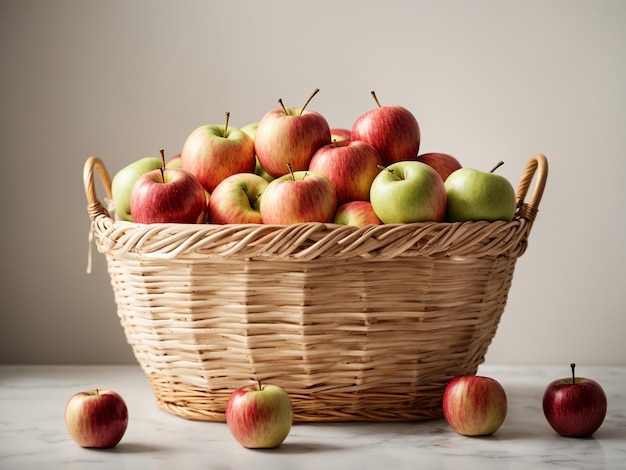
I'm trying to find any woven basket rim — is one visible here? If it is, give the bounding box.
[84,154,548,262]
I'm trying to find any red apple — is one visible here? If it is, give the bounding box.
[369,161,447,223]
[333,201,382,227]
[308,140,384,207]
[416,152,462,182]
[226,381,293,449]
[64,389,128,448]
[351,91,420,165]
[181,112,255,192]
[208,172,268,224]
[130,151,207,224]
[254,89,331,178]
[542,363,607,437]
[330,128,351,142]
[260,166,337,224]
[443,375,508,436]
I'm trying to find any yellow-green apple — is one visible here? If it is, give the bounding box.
[111,156,163,221]
[254,89,331,178]
[308,140,384,207]
[416,152,462,182]
[542,363,607,437]
[208,172,268,224]
[260,166,337,224]
[130,165,207,224]
[351,91,420,165]
[330,128,351,142]
[443,375,508,436]
[369,161,446,223]
[226,381,293,449]
[180,112,255,192]
[167,153,182,168]
[241,121,274,183]
[64,389,128,448]
[333,201,382,227]
[444,162,516,222]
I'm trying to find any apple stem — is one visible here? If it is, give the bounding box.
[370,90,382,108]
[286,162,295,181]
[571,363,576,384]
[224,111,230,138]
[377,163,394,174]
[300,88,320,116]
[278,98,288,114]
[159,149,166,183]
[489,161,504,173]
[257,380,263,391]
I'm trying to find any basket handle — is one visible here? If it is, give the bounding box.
[514,153,548,222]
[83,156,113,221]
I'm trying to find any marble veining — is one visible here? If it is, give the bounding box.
[1,365,624,469]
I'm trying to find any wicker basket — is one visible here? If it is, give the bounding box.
[83,153,548,422]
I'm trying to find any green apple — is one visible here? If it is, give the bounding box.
[369,161,447,223]
[241,121,274,183]
[111,156,163,221]
[444,162,516,222]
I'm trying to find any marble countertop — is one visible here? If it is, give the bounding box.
[1,364,624,469]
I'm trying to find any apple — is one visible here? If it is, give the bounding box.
[416,152,462,182]
[180,112,256,192]
[241,121,274,183]
[542,363,607,437]
[443,375,508,436]
[64,389,128,448]
[333,201,382,227]
[254,89,331,178]
[225,381,293,449]
[369,161,447,223]
[208,172,268,224]
[308,140,384,207]
[351,91,421,165]
[444,161,517,222]
[111,156,163,222]
[240,122,258,140]
[330,127,351,142]
[260,165,337,225]
[167,153,182,168]
[130,150,208,224]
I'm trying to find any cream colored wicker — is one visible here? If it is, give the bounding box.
[84,153,548,422]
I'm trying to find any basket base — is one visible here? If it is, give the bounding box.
[148,373,456,422]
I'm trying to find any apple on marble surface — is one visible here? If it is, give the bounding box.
[226,381,293,449]
[64,389,128,448]
[542,363,607,437]
[443,375,508,436]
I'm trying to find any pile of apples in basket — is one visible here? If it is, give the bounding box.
[111,89,519,226]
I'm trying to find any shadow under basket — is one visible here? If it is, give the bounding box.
[83,154,548,422]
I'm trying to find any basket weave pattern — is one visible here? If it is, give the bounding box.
[84,154,547,422]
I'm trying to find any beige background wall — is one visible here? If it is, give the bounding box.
[1,0,624,365]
